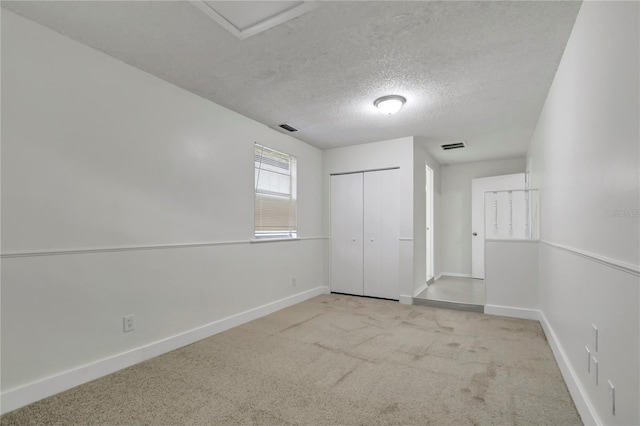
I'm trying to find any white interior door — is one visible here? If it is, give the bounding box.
[363,169,399,300]
[330,173,364,295]
[471,173,525,279]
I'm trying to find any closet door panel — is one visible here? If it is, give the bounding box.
[363,169,399,300]
[330,173,364,295]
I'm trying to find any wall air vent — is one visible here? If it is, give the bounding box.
[278,123,299,132]
[440,142,467,151]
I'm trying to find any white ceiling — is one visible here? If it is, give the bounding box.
[2,1,581,164]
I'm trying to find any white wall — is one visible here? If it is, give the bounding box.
[484,241,538,318]
[527,2,639,424]
[322,137,415,302]
[440,158,526,276]
[413,139,441,295]
[1,10,325,411]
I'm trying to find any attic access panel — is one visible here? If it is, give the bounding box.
[191,1,317,40]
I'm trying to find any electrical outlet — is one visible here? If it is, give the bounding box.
[608,380,615,415]
[591,355,598,385]
[123,315,135,332]
[292,278,297,287]
[585,346,591,373]
[592,324,598,352]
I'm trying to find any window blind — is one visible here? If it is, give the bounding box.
[254,144,297,238]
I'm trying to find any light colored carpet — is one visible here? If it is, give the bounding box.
[1,294,581,425]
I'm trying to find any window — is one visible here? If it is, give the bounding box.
[254,143,297,239]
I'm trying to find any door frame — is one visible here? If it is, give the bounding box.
[425,164,434,282]
[330,167,401,299]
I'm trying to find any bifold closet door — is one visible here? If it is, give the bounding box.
[330,173,364,295]
[363,169,399,300]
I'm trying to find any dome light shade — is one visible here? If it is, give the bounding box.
[374,95,406,115]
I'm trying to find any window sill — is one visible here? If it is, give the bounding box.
[485,238,539,243]
[250,237,300,244]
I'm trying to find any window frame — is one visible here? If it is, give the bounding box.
[254,143,298,240]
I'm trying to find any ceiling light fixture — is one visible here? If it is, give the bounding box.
[374,95,406,115]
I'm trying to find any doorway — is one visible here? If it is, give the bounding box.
[425,164,434,282]
[415,165,483,312]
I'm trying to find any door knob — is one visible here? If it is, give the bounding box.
[472,232,478,236]
[352,238,356,242]
[370,238,374,242]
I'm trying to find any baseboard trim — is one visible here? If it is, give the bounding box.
[0,286,330,415]
[481,305,598,424]
[484,305,540,321]
[434,273,443,281]
[413,283,428,298]
[399,294,413,305]
[538,310,600,425]
[440,272,473,278]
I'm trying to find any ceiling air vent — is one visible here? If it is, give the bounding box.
[278,123,299,132]
[440,142,467,151]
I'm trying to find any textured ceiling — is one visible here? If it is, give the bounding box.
[2,1,581,163]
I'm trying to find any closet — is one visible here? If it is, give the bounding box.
[330,168,399,300]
